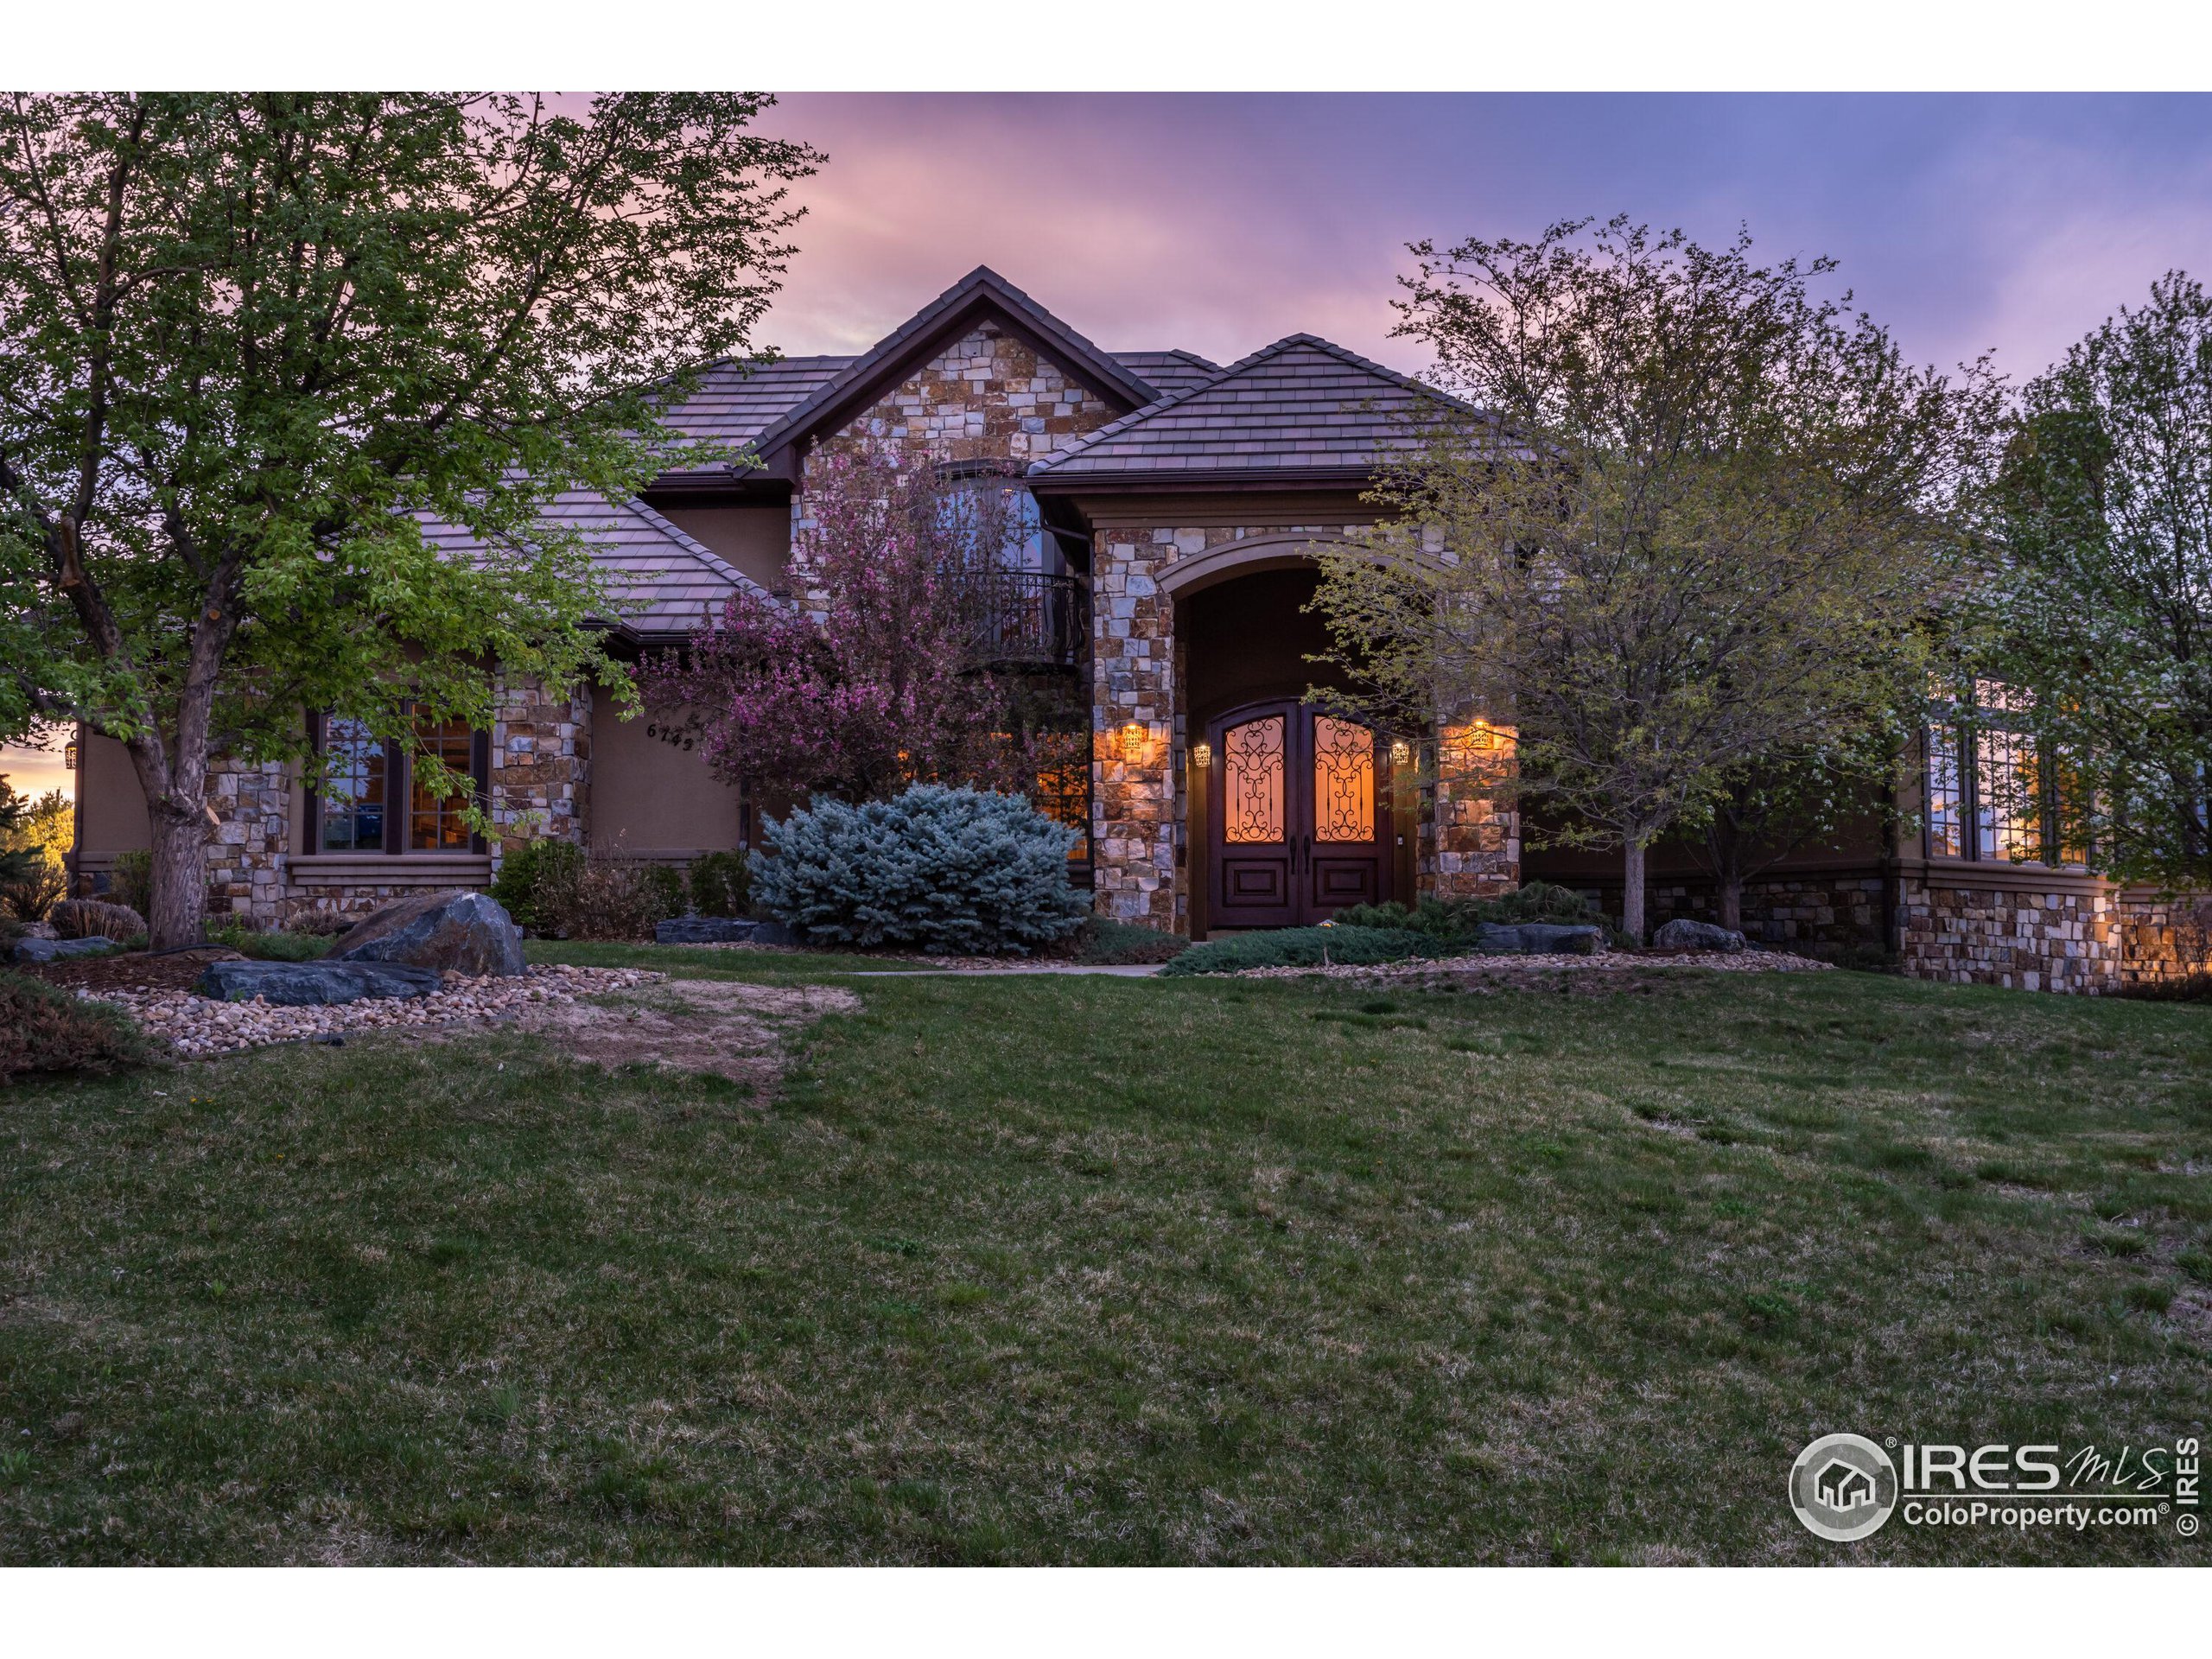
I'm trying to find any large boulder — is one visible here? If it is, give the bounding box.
[51,897,146,941]
[655,915,760,945]
[199,958,443,1005]
[1475,922,1605,956]
[1651,918,1747,954]
[327,889,524,976]
[11,935,120,964]
[652,915,798,946]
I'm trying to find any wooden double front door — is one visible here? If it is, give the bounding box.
[1205,700,1390,929]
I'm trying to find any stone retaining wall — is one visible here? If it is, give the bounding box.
[1646,869,1888,954]
[1897,876,2211,994]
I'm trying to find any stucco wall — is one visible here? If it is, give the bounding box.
[590,704,742,857]
[653,504,794,596]
[74,733,150,855]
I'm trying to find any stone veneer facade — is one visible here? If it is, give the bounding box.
[836,321,1120,467]
[1899,876,2211,995]
[203,760,292,921]
[1424,723,1521,903]
[1089,522,1522,929]
[790,321,1121,602]
[180,672,594,928]
[490,677,592,855]
[146,282,2212,994]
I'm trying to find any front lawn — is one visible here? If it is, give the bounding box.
[2,951,2207,1563]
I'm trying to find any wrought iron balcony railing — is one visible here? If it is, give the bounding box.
[969,570,1088,669]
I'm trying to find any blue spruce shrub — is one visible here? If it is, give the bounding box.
[754,784,1088,953]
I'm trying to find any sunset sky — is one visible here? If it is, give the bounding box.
[10,91,2209,804]
[753,92,2212,378]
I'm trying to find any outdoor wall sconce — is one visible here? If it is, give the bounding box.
[1191,741,1211,769]
[64,741,79,771]
[1389,739,1412,766]
[1120,721,1147,762]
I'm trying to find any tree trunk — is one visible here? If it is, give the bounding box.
[146,803,209,950]
[1622,838,1648,945]
[1717,860,1745,933]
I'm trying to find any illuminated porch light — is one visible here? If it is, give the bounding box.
[1120,721,1147,762]
[1389,738,1412,766]
[64,741,79,771]
[1191,740,1211,769]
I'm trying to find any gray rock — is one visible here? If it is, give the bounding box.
[1651,918,1747,954]
[328,889,524,976]
[18,920,60,941]
[1474,922,1605,956]
[197,959,444,1005]
[655,915,760,945]
[11,934,120,964]
[748,920,799,948]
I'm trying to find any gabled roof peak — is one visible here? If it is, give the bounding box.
[746,264,1159,460]
[1028,330,1475,482]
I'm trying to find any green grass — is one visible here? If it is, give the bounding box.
[3,950,2208,1564]
[201,924,332,962]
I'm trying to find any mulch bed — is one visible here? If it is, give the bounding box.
[13,945,245,995]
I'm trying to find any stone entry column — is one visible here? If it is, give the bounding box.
[1090,529,1181,928]
[204,760,292,925]
[491,677,593,859]
[1421,720,1520,901]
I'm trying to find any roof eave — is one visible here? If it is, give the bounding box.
[1029,465,1384,494]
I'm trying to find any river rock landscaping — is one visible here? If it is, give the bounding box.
[83,963,664,1059]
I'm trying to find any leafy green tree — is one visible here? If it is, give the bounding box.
[1677,747,1893,934]
[0,776,71,865]
[0,776,43,890]
[1313,218,2000,939]
[1973,272,2212,889]
[0,93,817,946]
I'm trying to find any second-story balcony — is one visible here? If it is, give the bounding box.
[969,570,1089,670]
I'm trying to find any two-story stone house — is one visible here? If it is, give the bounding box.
[65,267,2207,992]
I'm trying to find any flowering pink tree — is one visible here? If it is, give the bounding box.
[643,448,1052,803]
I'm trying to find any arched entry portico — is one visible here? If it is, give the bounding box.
[1176,561,1413,934]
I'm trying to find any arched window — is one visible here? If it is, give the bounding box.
[933,461,1058,575]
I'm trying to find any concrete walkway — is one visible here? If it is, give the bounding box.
[836,963,1166,978]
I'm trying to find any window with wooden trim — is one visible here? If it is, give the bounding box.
[318,717,389,852]
[1923,683,2084,867]
[408,719,479,851]
[309,712,489,855]
[1926,722,1964,858]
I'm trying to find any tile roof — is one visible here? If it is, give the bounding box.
[1028,334,1470,480]
[649,347,1214,479]
[416,491,767,639]
[1111,349,1223,396]
[659,354,855,454]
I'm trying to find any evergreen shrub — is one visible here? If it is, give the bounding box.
[754,785,1086,954]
